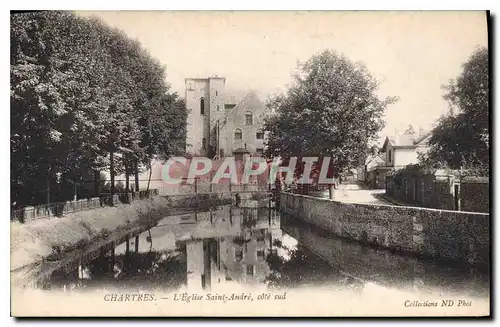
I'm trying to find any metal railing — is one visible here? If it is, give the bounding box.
[11,179,272,223]
[11,189,160,224]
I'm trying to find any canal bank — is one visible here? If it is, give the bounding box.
[280,214,489,297]
[11,192,238,287]
[11,205,489,317]
[279,192,489,269]
[13,203,277,291]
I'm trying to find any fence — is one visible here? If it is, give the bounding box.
[386,172,489,213]
[11,189,160,224]
[157,178,270,196]
[385,173,454,210]
[11,178,273,223]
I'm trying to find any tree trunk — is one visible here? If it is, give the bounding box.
[110,150,115,205]
[125,157,130,185]
[94,170,100,198]
[125,172,130,203]
[302,184,310,195]
[134,159,140,191]
[125,155,130,194]
[146,158,152,192]
[148,229,153,252]
[329,184,335,200]
[46,178,50,206]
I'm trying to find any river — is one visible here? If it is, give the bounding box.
[45,204,489,302]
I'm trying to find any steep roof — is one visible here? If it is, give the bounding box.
[381,131,431,151]
[413,131,432,145]
[225,88,251,105]
[390,134,415,147]
[365,154,385,170]
[225,91,264,119]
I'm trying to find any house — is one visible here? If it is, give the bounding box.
[365,131,431,189]
[217,92,267,158]
[380,132,431,169]
[359,154,387,189]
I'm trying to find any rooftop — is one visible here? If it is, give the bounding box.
[382,131,431,151]
[185,76,226,81]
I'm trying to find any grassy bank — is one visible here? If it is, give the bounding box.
[11,194,232,272]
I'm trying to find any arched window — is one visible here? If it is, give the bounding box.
[200,98,205,115]
[245,111,253,125]
[234,129,242,140]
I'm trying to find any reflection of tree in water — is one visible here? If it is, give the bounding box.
[87,251,187,291]
[333,275,365,293]
[265,240,344,288]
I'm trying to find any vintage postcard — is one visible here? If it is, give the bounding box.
[10,10,490,317]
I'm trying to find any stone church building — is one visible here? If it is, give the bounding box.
[185,76,267,159]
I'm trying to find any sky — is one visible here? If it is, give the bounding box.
[77,11,488,144]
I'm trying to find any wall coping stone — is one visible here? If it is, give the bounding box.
[281,192,489,216]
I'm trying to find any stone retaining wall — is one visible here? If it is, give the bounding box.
[280,192,489,268]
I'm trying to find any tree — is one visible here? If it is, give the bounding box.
[264,50,397,181]
[357,144,380,169]
[265,240,342,288]
[10,11,187,205]
[423,47,489,175]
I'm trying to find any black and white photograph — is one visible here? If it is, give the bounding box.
[9,10,490,317]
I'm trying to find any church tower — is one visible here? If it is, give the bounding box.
[185,76,226,156]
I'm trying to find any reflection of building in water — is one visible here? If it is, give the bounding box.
[48,206,281,292]
[183,207,281,291]
[186,240,205,289]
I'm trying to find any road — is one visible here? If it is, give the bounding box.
[321,182,391,205]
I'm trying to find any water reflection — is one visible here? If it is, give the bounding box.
[49,206,281,292]
[279,214,489,297]
[265,239,347,289]
[47,205,489,299]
